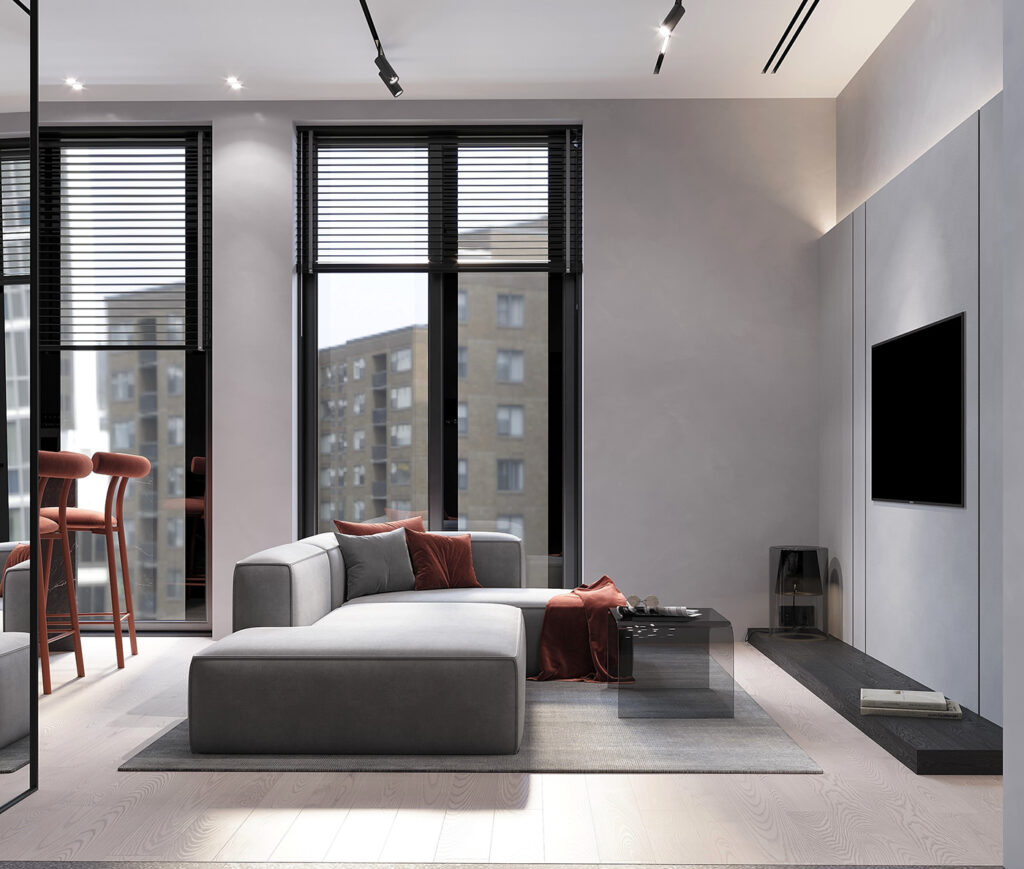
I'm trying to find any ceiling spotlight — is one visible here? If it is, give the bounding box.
[653,1,685,75]
[359,0,403,98]
[225,76,244,91]
[65,76,84,91]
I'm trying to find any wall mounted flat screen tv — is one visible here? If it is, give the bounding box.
[871,312,965,507]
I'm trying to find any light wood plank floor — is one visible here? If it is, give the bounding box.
[0,636,1003,864]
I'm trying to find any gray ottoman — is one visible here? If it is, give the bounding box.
[0,632,30,751]
[189,602,526,755]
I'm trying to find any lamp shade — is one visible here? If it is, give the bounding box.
[775,548,823,596]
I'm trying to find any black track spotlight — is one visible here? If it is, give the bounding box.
[653,1,685,75]
[358,0,403,97]
[375,53,403,97]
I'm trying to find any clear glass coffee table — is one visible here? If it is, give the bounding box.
[610,608,734,719]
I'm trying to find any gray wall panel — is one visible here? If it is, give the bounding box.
[852,205,867,652]
[818,216,855,642]
[864,114,980,711]
[979,94,1003,725]
[1003,1,1024,863]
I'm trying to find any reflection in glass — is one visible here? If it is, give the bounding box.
[316,274,429,531]
[60,349,192,621]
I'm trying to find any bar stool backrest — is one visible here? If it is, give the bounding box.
[37,450,94,531]
[91,452,152,530]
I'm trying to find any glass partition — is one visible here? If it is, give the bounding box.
[0,0,34,812]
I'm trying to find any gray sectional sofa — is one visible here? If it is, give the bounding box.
[189,530,563,755]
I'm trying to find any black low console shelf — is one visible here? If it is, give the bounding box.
[747,630,1002,775]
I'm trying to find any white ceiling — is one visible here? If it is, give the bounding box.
[34,0,915,104]
[0,0,30,113]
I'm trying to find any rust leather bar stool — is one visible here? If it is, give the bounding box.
[36,450,92,695]
[42,451,151,670]
[185,456,206,590]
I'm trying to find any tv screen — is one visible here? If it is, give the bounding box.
[871,313,964,507]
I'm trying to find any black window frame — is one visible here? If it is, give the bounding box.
[297,124,582,589]
[36,125,213,630]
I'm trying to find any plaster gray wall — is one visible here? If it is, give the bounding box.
[864,114,980,712]
[836,0,1002,219]
[817,215,854,641]
[0,112,28,135]
[852,204,867,651]
[1002,0,1024,863]
[40,97,836,639]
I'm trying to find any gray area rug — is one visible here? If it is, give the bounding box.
[120,681,820,774]
[0,736,29,774]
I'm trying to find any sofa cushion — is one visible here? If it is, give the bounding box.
[405,529,479,590]
[189,603,526,755]
[334,527,415,600]
[333,516,424,536]
[330,586,565,676]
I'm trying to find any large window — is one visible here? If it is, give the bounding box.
[300,127,582,588]
[40,128,212,625]
[1,142,30,541]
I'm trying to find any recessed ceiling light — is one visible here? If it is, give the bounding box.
[225,76,243,91]
[65,76,84,91]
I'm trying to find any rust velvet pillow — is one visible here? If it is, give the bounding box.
[333,515,425,536]
[404,529,481,591]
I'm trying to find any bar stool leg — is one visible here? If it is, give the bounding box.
[116,525,138,656]
[103,527,125,670]
[60,529,85,679]
[38,538,53,696]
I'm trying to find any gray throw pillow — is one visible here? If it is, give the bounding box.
[334,526,415,600]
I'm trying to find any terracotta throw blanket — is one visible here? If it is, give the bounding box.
[531,575,627,682]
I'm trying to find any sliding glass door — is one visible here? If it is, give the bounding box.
[300,127,581,589]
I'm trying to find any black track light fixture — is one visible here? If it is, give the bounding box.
[653,1,685,75]
[358,0,403,97]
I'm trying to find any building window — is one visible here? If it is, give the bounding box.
[353,429,366,450]
[496,349,524,383]
[457,402,468,436]
[353,465,366,486]
[352,500,366,521]
[391,423,412,447]
[390,385,412,409]
[457,346,468,379]
[457,514,468,531]
[167,516,185,548]
[497,459,524,492]
[496,404,524,438]
[319,468,335,488]
[391,461,411,486]
[320,433,335,454]
[353,393,365,415]
[457,290,468,323]
[458,458,468,491]
[496,514,525,538]
[168,415,185,446]
[496,293,525,328]
[390,499,412,512]
[320,501,337,522]
[353,357,365,380]
[112,421,136,451]
[338,362,348,383]
[112,371,134,402]
[167,364,184,396]
[391,348,412,372]
[167,466,184,497]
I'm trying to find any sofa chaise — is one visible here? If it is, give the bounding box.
[189,530,563,755]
